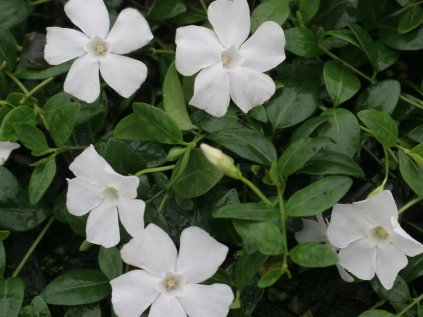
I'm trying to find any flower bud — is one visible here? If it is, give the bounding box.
[200,143,242,179]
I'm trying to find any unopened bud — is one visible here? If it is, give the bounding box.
[200,143,242,179]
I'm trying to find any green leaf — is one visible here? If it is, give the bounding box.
[313,0,357,29]
[148,0,187,21]
[299,0,319,24]
[0,28,17,71]
[285,27,318,58]
[49,103,80,146]
[64,305,101,317]
[251,0,290,32]
[15,62,72,80]
[163,62,195,130]
[41,269,111,306]
[380,21,423,51]
[235,252,268,290]
[29,159,57,205]
[399,151,423,197]
[0,231,10,241]
[0,166,19,204]
[347,22,379,71]
[290,242,338,267]
[19,296,51,317]
[401,253,423,282]
[114,103,184,145]
[371,276,411,314]
[286,176,352,217]
[357,0,387,28]
[0,0,33,28]
[257,268,284,288]
[357,80,401,114]
[375,42,400,72]
[278,137,331,177]
[191,110,244,133]
[323,60,361,106]
[358,109,398,147]
[14,123,49,152]
[213,203,279,221]
[172,149,224,198]
[398,5,423,34]
[0,106,36,141]
[233,220,285,255]
[0,241,5,278]
[0,203,50,232]
[358,310,395,317]
[208,128,277,166]
[0,277,25,317]
[98,247,123,280]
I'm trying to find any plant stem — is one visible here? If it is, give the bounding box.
[397,293,423,316]
[135,165,176,177]
[149,48,175,55]
[157,192,170,214]
[199,0,208,13]
[239,176,273,206]
[12,216,55,278]
[4,71,29,95]
[21,77,54,104]
[380,147,390,189]
[276,182,291,278]
[29,0,53,5]
[399,197,422,214]
[399,95,423,111]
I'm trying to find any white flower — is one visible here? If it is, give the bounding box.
[175,0,286,117]
[200,143,242,179]
[44,0,153,103]
[111,224,234,317]
[327,190,423,290]
[295,214,354,283]
[0,142,20,165]
[66,145,145,248]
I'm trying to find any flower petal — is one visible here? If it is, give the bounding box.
[228,67,275,113]
[106,173,139,199]
[336,264,355,283]
[0,141,20,165]
[66,178,103,216]
[391,217,423,257]
[176,227,228,283]
[189,64,230,117]
[338,238,377,281]
[208,0,250,48]
[120,224,177,275]
[107,8,153,54]
[86,203,120,248]
[64,55,100,103]
[295,218,327,244]
[355,190,398,228]
[118,198,145,238]
[175,25,222,76]
[375,244,408,290]
[64,0,109,38]
[149,295,186,317]
[239,21,286,72]
[100,54,147,98]
[178,283,234,317]
[111,270,160,317]
[44,27,89,65]
[69,145,109,184]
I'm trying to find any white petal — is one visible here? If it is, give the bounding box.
[175,26,222,76]
[111,270,160,317]
[190,64,230,118]
[0,142,20,165]
[336,264,355,283]
[117,198,145,238]
[99,54,147,98]
[239,21,286,72]
[86,203,120,248]
[375,244,408,290]
[44,27,89,65]
[64,0,110,38]
[120,224,177,275]
[228,67,276,113]
[390,217,423,257]
[208,0,250,48]
[107,8,153,54]
[69,145,110,184]
[338,238,377,281]
[66,178,103,216]
[295,218,327,244]
[327,203,371,248]
[178,283,234,317]
[106,172,139,200]
[176,227,228,283]
[355,190,398,228]
[64,55,100,103]
[149,295,186,317]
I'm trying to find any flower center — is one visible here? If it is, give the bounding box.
[87,37,109,58]
[95,42,108,55]
[163,276,179,291]
[102,186,119,201]
[159,273,185,294]
[372,226,390,241]
[220,46,243,69]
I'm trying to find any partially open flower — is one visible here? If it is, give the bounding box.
[111,224,234,317]
[175,0,286,117]
[0,142,20,165]
[45,0,153,103]
[200,143,242,179]
[327,190,423,289]
[66,145,145,248]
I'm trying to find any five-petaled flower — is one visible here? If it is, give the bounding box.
[111,224,234,317]
[66,145,145,248]
[44,0,153,103]
[0,141,20,166]
[327,190,423,289]
[175,0,286,117]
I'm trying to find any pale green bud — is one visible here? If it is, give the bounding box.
[200,143,242,179]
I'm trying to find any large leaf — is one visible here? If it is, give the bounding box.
[299,0,320,24]
[356,0,386,28]
[356,80,400,114]
[0,166,19,204]
[0,0,33,28]
[380,21,423,51]
[251,0,290,32]
[358,109,398,147]
[49,103,80,146]
[285,27,318,58]
[213,203,279,221]
[98,247,123,280]
[14,123,49,152]
[347,22,379,71]
[399,151,423,197]
[289,242,338,267]
[28,159,57,205]
[313,0,357,29]
[398,5,423,34]
[0,106,36,141]
[148,0,187,21]
[0,277,25,317]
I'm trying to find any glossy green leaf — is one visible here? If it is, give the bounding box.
[163,62,195,130]
[114,103,184,145]
[347,22,379,71]
[0,0,33,28]
[0,106,36,141]
[358,109,398,147]
[148,0,186,21]
[370,276,411,314]
[14,123,49,152]
[49,103,80,146]
[0,277,25,317]
[375,41,400,72]
[399,151,423,197]
[398,5,423,34]
[15,62,72,80]
[286,176,352,217]
[29,159,56,205]
[190,110,244,133]
[380,22,423,51]
[290,242,338,267]
[401,253,423,282]
[313,0,357,29]
[98,247,123,280]
[285,27,318,58]
[19,296,51,317]
[0,28,17,71]
[0,202,50,232]
[357,80,401,114]
[0,166,19,204]
[213,203,279,221]
[235,252,268,289]
[257,268,284,288]
[251,0,290,32]
[323,60,361,106]
[299,0,319,23]
[41,269,111,306]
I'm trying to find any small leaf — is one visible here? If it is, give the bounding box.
[289,242,338,267]
[356,80,401,114]
[29,158,57,205]
[251,0,290,32]
[148,0,187,21]
[398,5,423,34]
[213,203,279,221]
[235,252,268,290]
[347,22,379,71]
[0,28,17,71]
[0,106,36,141]
[98,247,123,280]
[399,151,423,197]
[49,103,80,146]
[299,0,319,24]
[358,109,398,147]
[14,123,49,152]
[19,296,51,317]
[285,27,318,58]
[257,268,284,288]
[0,277,25,317]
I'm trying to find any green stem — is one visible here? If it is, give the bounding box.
[398,197,422,214]
[383,0,423,20]
[135,165,176,177]
[396,293,423,316]
[387,147,399,166]
[199,0,208,13]
[21,77,54,104]
[29,0,53,5]
[4,71,29,95]
[149,48,175,55]
[276,182,291,278]
[12,217,54,278]
[381,147,390,189]
[239,176,273,206]
[399,95,423,111]
[61,145,88,151]
[157,192,170,214]
[146,190,165,204]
